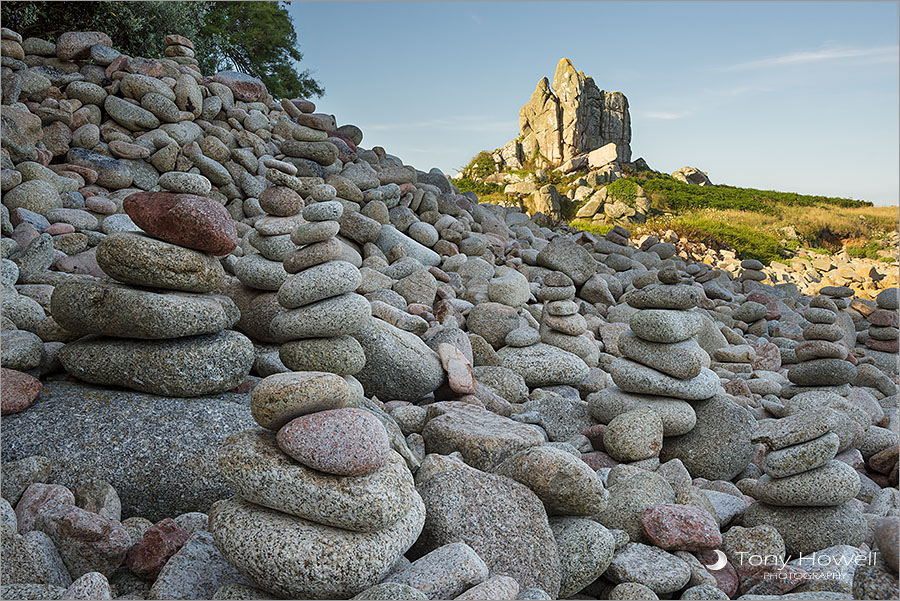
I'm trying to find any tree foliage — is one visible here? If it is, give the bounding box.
[0,1,323,98]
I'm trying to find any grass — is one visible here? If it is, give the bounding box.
[569,219,615,236]
[650,215,785,264]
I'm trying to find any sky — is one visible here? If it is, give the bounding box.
[289,1,900,206]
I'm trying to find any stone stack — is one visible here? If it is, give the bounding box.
[745,412,866,555]
[163,35,196,65]
[209,370,424,599]
[591,269,714,468]
[739,258,767,290]
[51,191,255,396]
[784,298,858,398]
[538,271,599,368]
[866,287,899,354]
[274,196,370,392]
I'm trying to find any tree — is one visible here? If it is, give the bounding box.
[0,1,323,98]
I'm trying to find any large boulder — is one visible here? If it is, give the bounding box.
[411,453,561,597]
[353,318,444,402]
[1,381,257,521]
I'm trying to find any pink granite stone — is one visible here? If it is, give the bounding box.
[276,408,391,476]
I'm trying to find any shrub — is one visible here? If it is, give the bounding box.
[452,177,503,197]
[461,151,497,179]
[605,179,639,206]
[664,216,784,264]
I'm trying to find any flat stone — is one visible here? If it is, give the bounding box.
[279,335,366,375]
[630,309,703,343]
[497,343,589,387]
[59,330,253,397]
[123,192,238,255]
[660,394,756,480]
[640,504,721,551]
[412,454,560,597]
[422,402,544,471]
[218,429,416,532]
[618,331,708,379]
[751,411,839,450]
[382,542,488,600]
[50,280,236,339]
[2,381,255,521]
[742,502,867,556]
[626,284,702,310]
[250,371,352,430]
[606,542,691,595]
[587,387,697,437]
[494,445,608,515]
[277,408,390,476]
[209,495,425,599]
[277,260,361,309]
[271,292,371,338]
[353,317,444,402]
[96,232,225,293]
[760,432,840,478]
[788,358,856,386]
[611,358,719,400]
[754,460,860,506]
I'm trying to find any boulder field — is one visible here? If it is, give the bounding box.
[1,27,898,601]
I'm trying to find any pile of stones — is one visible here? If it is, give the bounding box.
[2,24,899,601]
[785,297,858,399]
[210,369,424,599]
[49,190,255,396]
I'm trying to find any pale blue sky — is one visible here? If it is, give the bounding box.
[289,2,899,205]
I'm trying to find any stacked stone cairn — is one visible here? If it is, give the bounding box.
[538,271,600,369]
[739,258,767,290]
[50,190,255,396]
[745,410,866,557]
[274,195,370,389]
[866,287,899,354]
[784,296,858,398]
[209,367,424,598]
[591,267,715,469]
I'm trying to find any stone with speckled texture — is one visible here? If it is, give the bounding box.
[1,381,256,522]
[208,494,425,600]
[218,428,416,532]
[250,371,352,430]
[149,530,253,600]
[640,504,722,551]
[277,408,390,476]
[123,192,237,255]
[58,330,254,397]
[382,542,488,600]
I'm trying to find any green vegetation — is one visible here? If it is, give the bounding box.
[569,219,615,236]
[605,178,639,206]
[627,172,871,214]
[452,177,503,197]
[847,241,885,260]
[660,216,784,264]
[1,1,323,98]
[460,151,498,180]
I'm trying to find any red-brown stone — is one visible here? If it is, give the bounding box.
[867,338,899,353]
[581,424,607,451]
[869,309,899,328]
[1,368,43,415]
[15,483,75,533]
[125,517,190,580]
[123,191,238,255]
[640,504,722,551]
[276,408,391,476]
[581,451,618,470]
[695,549,739,597]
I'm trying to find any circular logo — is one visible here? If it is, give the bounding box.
[704,550,728,571]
